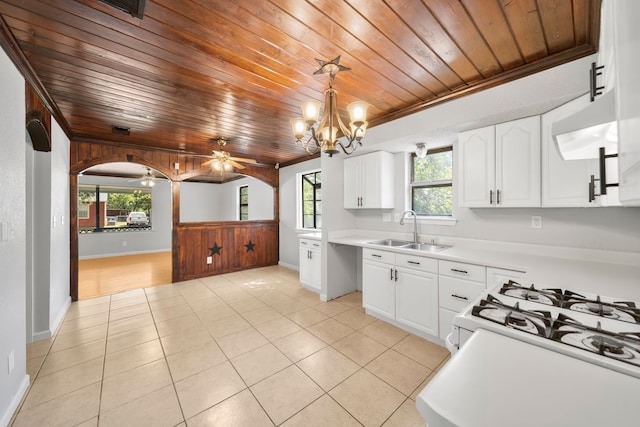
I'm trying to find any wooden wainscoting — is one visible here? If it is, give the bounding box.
[173,220,278,282]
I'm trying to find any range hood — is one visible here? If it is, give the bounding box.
[552,91,617,160]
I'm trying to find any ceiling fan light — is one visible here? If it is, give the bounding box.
[415,143,428,159]
[347,100,369,124]
[290,118,306,140]
[300,99,322,124]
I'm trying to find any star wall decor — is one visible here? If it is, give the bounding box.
[245,240,256,252]
[209,243,222,256]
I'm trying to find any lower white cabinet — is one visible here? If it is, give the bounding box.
[363,249,439,337]
[438,260,486,340]
[299,238,321,293]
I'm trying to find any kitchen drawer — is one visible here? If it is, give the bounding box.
[439,260,486,283]
[363,248,395,264]
[300,238,321,249]
[396,253,438,274]
[439,307,457,340]
[439,276,484,312]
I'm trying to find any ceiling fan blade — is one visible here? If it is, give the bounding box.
[212,150,224,156]
[229,156,257,164]
[229,160,246,169]
[202,158,215,166]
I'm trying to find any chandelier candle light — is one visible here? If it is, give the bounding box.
[290,56,370,156]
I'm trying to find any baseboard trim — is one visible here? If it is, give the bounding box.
[32,329,51,341]
[50,296,71,336]
[79,248,171,260]
[0,374,29,427]
[277,261,298,271]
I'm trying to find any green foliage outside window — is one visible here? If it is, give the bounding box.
[412,147,453,216]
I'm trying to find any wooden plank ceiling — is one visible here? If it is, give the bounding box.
[0,0,600,168]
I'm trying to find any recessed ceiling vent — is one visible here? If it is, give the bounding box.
[112,125,131,136]
[99,0,146,19]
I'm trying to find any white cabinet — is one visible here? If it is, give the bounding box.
[363,249,439,337]
[541,95,599,207]
[299,238,321,293]
[458,116,541,207]
[344,151,395,209]
[438,260,486,340]
[614,1,640,205]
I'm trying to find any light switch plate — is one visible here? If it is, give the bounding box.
[206,256,212,264]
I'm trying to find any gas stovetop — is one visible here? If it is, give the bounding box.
[456,281,640,378]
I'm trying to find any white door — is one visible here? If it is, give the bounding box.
[458,125,495,207]
[363,260,395,318]
[395,267,438,336]
[541,95,598,207]
[495,116,541,207]
[308,246,322,292]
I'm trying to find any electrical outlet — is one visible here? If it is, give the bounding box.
[394,213,401,222]
[206,256,212,264]
[531,216,542,229]
[122,241,127,247]
[8,349,14,374]
[382,213,391,222]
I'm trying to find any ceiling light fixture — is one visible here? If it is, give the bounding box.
[290,56,370,157]
[140,168,155,187]
[415,143,428,159]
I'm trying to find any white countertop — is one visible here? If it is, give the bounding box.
[416,329,640,427]
[328,230,640,300]
[298,232,321,241]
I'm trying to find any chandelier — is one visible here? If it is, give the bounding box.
[290,56,370,157]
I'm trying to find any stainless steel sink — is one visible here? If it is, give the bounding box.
[368,239,412,247]
[400,242,451,252]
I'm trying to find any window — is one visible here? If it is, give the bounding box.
[239,185,249,220]
[411,146,453,216]
[301,171,321,229]
[78,184,152,233]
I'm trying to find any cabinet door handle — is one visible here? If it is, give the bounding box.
[390,268,394,280]
[589,62,605,102]
[589,175,596,203]
[407,260,420,265]
[301,241,308,245]
[371,254,382,258]
[451,268,468,274]
[489,190,493,205]
[309,251,312,260]
[308,250,311,259]
[496,189,501,205]
[312,243,320,247]
[394,269,398,282]
[451,294,469,301]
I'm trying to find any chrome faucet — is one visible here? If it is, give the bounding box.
[400,210,418,243]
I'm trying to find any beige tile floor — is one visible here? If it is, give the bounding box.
[13,265,450,427]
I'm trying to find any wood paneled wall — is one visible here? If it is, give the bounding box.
[173,221,278,281]
[70,140,279,300]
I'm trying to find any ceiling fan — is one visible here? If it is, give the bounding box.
[128,167,156,187]
[202,137,257,172]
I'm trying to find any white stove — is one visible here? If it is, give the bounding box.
[447,280,640,379]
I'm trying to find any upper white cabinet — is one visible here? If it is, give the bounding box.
[541,95,599,207]
[614,0,640,205]
[459,116,541,208]
[344,151,394,209]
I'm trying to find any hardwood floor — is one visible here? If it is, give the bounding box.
[78,252,172,300]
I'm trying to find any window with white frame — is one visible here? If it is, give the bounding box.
[411,146,453,216]
[300,170,321,229]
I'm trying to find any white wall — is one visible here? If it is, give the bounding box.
[180,176,274,222]
[0,48,29,427]
[48,120,71,334]
[78,176,172,259]
[278,158,321,268]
